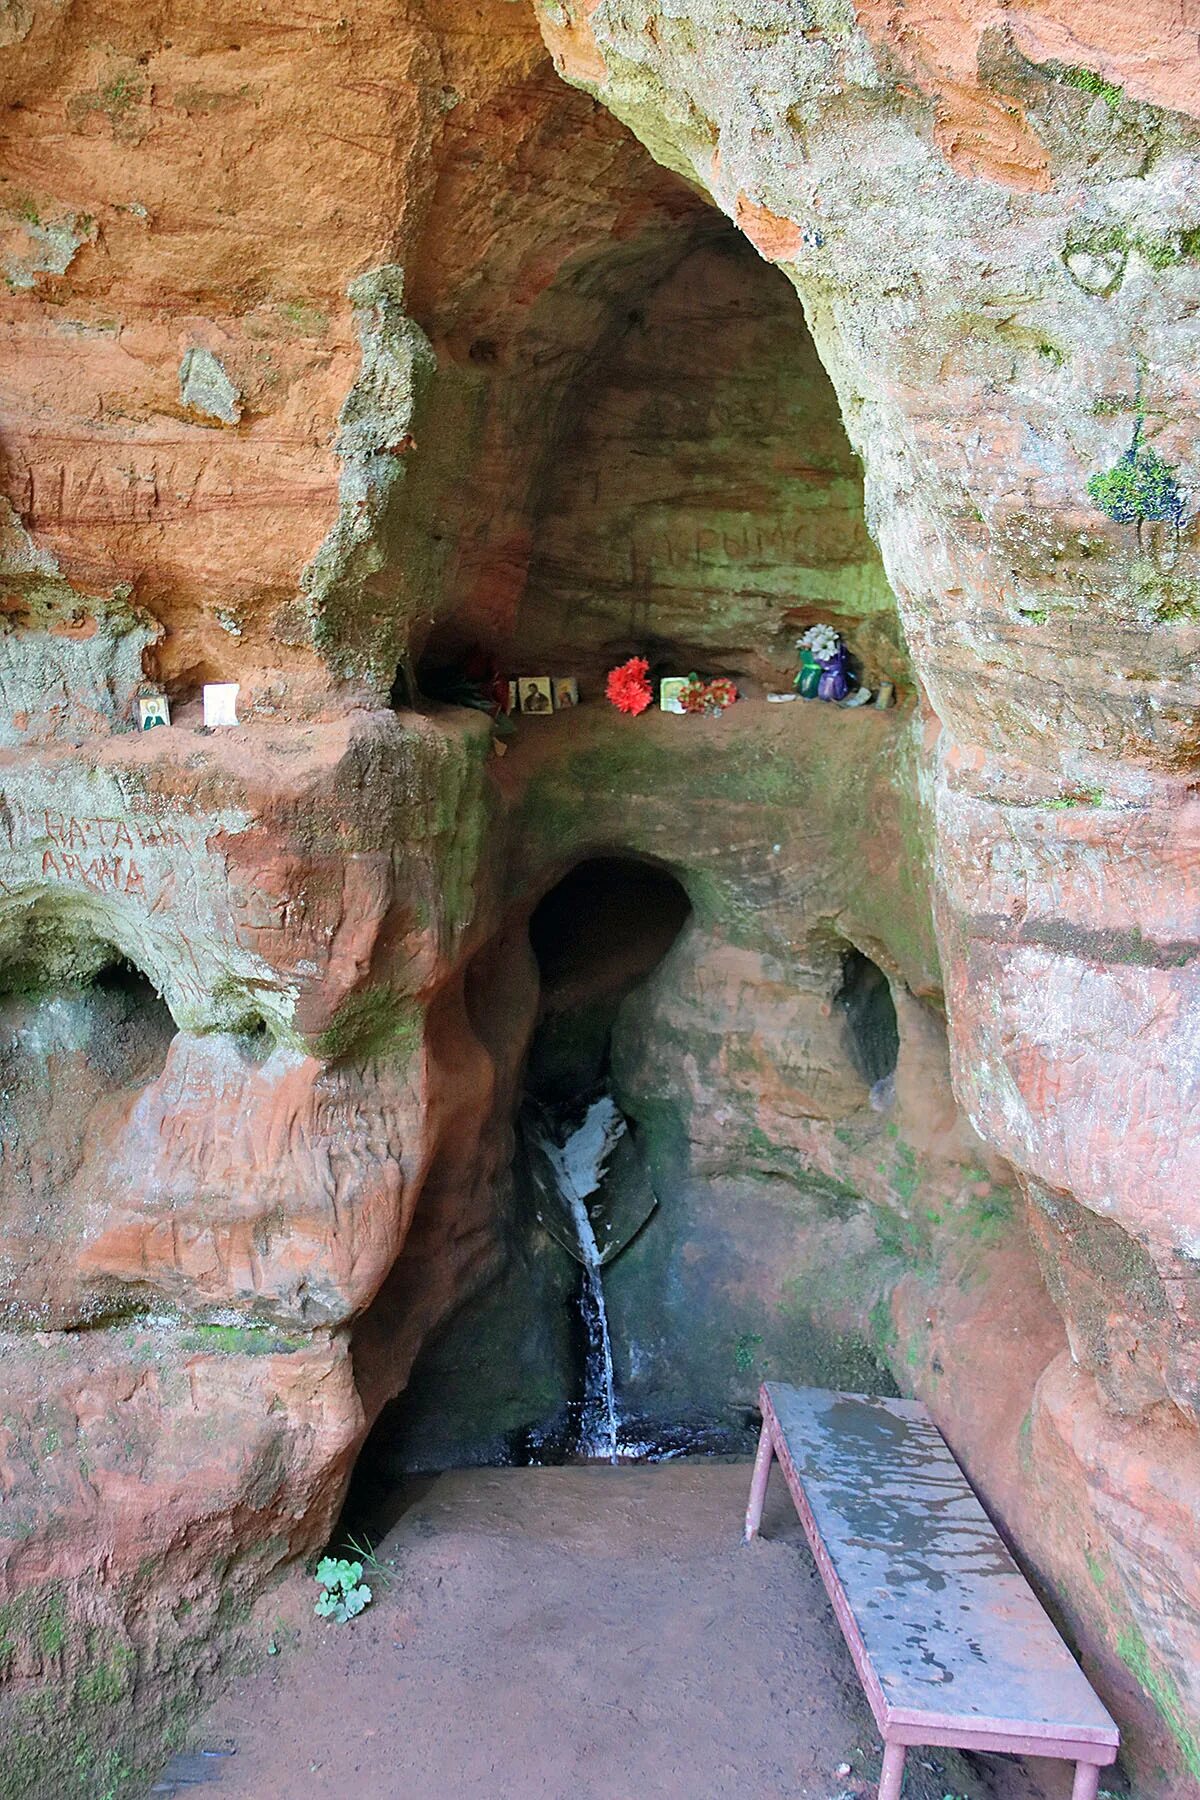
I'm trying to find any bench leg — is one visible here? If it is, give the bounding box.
[744,1416,774,1542]
[1071,1765,1101,1800]
[878,1741,906,1800]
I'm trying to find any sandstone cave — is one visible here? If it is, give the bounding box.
[2,5,1200,1798]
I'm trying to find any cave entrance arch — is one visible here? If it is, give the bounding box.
[346,853,695,1486]
[416,214,910,708]
[344,184,931,1515]
[523,853,692,1105]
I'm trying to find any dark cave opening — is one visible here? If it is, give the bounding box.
[0,927,176,1096]
[0,931,177,1292]
[524,855,692,1105]
[517,857,693,1460]
[341,855,696,1507]
[835,947,899,1099]
[403,629,510,718]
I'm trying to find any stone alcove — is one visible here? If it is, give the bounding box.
[511,228,907,696]
[0,899,177,1328]
[350,766,988,1479]
[410,214,912,707]
[345,196,1014,1485]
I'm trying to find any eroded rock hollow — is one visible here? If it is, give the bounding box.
[1,0,1199,1792]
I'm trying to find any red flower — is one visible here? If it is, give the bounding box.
[606,656,653,716]
[679,674,709,715]
[680,673,738,715]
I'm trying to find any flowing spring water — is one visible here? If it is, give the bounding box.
[534,1096,622,1462]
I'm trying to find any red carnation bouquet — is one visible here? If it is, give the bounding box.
[680,673,738,716]
[606,656,653,716]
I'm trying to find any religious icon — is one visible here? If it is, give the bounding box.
[519,676,553,715]
[203,683,240,728]
[552,677,579,710]
[137,693,170,731]
[658,677,689,715]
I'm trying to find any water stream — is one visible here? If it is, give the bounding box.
[532,1096,623,1462]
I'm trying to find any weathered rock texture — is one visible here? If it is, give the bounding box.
[1,0,1198,1793]
[514,231,905,691]
[523,5,1200,1791]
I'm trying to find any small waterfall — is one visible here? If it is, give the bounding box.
[533,1096,623,1462]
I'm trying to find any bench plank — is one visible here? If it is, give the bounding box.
[756,1383,1118,1760]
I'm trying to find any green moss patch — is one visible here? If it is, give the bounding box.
[1088,437,1183,529]
[178,1325,306,1357]
[1047,63,1126,112]
[309,989,423,1065]
[1117,1622,1200,1779]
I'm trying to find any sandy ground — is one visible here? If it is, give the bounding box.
[154,1465,1087,1800]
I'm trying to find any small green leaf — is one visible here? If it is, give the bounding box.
[341,1585,371,1618]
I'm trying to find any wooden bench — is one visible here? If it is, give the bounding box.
[744,1383,1118,1800]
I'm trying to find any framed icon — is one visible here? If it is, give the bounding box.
[552,677,579,710]
[137,693,171,731]
[518,676,553,715]
[659,677,690,715]
[203,683,240,728]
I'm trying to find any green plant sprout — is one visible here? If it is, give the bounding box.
[344,1532,394,1587]
[313,1558,372,1623]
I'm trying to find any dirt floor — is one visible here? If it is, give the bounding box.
[154,1464,1093,1800]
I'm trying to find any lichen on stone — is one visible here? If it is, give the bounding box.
[0,500,160,743]
[301,264,437,690]
[2,203,96,291]
[178,348,243,425]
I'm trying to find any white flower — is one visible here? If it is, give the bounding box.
[799,624,840,660]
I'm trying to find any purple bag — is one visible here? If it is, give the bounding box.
[816,645,850,702]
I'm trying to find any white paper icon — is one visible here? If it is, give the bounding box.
[203,683,240,728]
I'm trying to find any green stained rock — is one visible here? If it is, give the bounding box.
[309,990,423,1066]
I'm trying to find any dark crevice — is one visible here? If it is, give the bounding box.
[525,856,691,1105]
[835,947,900,1092]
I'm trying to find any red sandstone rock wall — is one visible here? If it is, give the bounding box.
[532,2,1200,1788]
[1,0,1199,1792]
